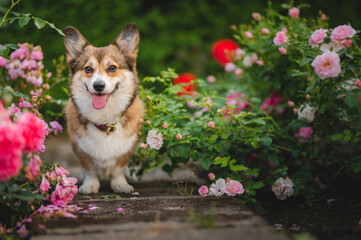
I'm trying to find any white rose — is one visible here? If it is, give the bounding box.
[146,129,163,150]
[298,104,316,123]
[242,56,253,67]
[272,177,294,200]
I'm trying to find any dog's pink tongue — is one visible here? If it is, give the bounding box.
[92,95,107,110]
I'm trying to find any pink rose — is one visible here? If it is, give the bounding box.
[55,165,70,177]
[25,155,42,181]
[18,112,46,153]
[295,126,313,142]
[140,143,148,149]
[0,122,24,182]
[176,133,182,140]
[330,25,356,43]
[312,51,341,79]
[31,50,43,60]
[309,29,328,48]
[162,123,168,129]
[278,47,287,55]
[207,121,215,128]
[198,185,209,196]
[225,180,244,196]
[281,27,288,33]
[225,62,236,72]
[260,92,284,115]
[288,7,300,18]
[356,79,361,88]
[256,60,264,66]
[288,101,294,107]
[40,176,51,193]
[343,40,352,48]
[50,177,78,206]
[245,31,253,39]
[234,68,243,75]
[50,121,63,134]
[0,56,7,67]
[207,75,216,83]
[273,31,287,45]
[252,12,261,21]
[261,28,270,35]
[321,14,326,21]
[208,173,215,180]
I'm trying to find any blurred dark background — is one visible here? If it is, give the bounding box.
[1,0,360,78]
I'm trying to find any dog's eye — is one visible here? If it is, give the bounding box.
[107,65,117,73]
[85,66,93,73]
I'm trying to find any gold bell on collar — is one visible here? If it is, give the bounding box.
[105,124,117,135]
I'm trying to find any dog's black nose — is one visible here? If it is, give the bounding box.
[93,81,105,92]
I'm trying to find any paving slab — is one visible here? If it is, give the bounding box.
[30,182,289,240]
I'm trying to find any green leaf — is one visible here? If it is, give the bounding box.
[260,136,272,147]
[18,16,30,28]
[178,144,190,159]
[330,133,343,141]
[201,158,211,170]
[34,17,46,29]
[47,22,65,36]
[343,135,351,142]
[209,134,218,143]
[251,118,265,125]
[251,140,258,148]
[220,132,228,139]
[345,95,357,107]
[252,181,264,189]
[299,57,313,67]
[213,157,223,165]
[214,144,221,152]
[229,164,247,172]
[343,129,351,135]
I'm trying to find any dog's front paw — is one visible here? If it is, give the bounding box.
[79,178,100,194]
[111,178,134,193]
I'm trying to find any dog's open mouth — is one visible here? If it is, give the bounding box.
[88,83,119,110]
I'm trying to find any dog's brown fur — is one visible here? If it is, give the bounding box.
[63,23,143,194]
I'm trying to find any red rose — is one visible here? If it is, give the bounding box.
[211,39,239,66]
[173,73,197,96]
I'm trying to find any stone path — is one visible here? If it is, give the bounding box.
[31,182,288,240]
[33,137,289,240]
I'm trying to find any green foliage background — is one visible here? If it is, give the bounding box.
[1,0,360,78]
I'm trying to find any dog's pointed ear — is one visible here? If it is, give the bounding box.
[63,26,89,59]
[114,23,139,58]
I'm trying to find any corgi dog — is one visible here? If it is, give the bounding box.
[63,23,143,194]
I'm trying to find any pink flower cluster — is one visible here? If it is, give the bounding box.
[198,177,245,197]
[309,25,356,80]
[260,92,284,115]
[0,102,46,182]
[4,43,44,86]
[40,165,78,206]
[295,126,313,142]
[221,92,247,118]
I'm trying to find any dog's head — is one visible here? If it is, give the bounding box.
[63,23,139,114]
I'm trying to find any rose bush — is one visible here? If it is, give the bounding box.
[0,1,72,238]
[133,1,361,209]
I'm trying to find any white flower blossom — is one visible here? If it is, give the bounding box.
[209,178,226,196]
[146,129,163,150]
[242,56,253,67]
[320,42,345,53]
[272,177,294,200]
[298,104,316,123]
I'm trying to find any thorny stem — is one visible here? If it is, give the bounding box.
[0,0,21,27]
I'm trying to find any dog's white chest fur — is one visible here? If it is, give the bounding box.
[76,123,136,165]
